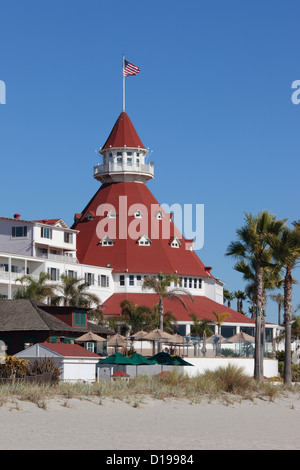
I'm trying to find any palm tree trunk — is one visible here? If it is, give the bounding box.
[158,298,164,352]
[284,266,293,385]
[254,266,264,380]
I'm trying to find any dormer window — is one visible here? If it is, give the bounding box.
[85,211,95,221]
[170,237,181,248]
[106,210,117,218]
[133,209,143,218]
[100,236,114,246]
[155,211,163,220]
[138,235,151,246]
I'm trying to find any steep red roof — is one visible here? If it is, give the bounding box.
[101,293,256,324]
[72,182,210,277]
[41,343,100,357]
[102,112,146,150]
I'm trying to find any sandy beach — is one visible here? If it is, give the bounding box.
[0,393,299,450]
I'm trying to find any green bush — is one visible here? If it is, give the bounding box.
[278,362,300,382]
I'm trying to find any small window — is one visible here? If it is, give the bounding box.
[194,278,197,289]
[189,278,192,288]
[101,236,114,246]
[120,275,125,286]
[65,270,77,279]
[84,273,94,286]
[138,235,151,246]
[198,279,202,289]
[117,152,122,156]
[41,227,52,239]
[184,277,187,288]
[129,275,134,286]
[137,275,142,286]
[99,274,109,288]
[12,226,27,238]
[73,311,87,327]
[64,232,73,244]
[48,267,60,281]
[127,157,132,166]
[117,157,122,166]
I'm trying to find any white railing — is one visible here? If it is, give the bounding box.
[94,162,154,177]
[35,253,77,264]
[0,271,39,282]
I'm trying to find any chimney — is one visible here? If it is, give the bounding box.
[205,266,212,275]
[14,213,21,220]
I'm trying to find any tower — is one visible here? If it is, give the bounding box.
[94,112,154,184]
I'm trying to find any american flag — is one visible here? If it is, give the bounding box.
[123,60,140,77]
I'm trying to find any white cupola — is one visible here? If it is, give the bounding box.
[94,112,154,184]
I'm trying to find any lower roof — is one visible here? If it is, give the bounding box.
[101,293,257,324]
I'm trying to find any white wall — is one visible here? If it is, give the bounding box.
[180,357,279,378]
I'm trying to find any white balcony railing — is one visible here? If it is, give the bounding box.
[35,253,77,264]
[0,271,39,282]
[94,162,154,178]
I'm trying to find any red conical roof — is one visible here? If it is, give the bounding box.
[101,112,146,151]
[72,182,210,277]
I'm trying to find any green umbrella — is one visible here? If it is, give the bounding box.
[171,356,194,366]
[150,352,194,371]
[98,352,133,372]
[128,353,156,377]
[98,352,132,364]
[149,352,175,365]
[129,353,156,365]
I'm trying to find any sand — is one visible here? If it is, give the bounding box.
[0,393,299,450]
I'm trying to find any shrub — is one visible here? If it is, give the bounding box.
[25,358,61,385]
[202,364,255,393]
[0,356,28,378]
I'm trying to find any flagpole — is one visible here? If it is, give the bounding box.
[122,53,125,112]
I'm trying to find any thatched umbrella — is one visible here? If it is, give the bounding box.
[206,335,229,356]
[75,331,107,343]
[107,334,127,353]
[74,331,107,354]
[167,333,184,355]
[131,330,149,354]
[228,331,255,357]
[143,329,174,355]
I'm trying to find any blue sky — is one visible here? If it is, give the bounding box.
[0,0,299,324]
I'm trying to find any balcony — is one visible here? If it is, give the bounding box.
[0,271,39,282]
[35,253,77,264]
[94,162,154,182]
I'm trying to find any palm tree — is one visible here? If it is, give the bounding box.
[269,293,284,326]
[142,273,193,343]
[233,290,247,313]
[226,210,286,380]
[268,222,300,384]
[223,289,234,308]
[14,272,56,302]
[234,256,284,317]
[120,300,153,334]
[52,274,101,307]
[213,311,231,335]
[189,313,212,338]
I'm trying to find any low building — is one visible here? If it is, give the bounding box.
[15,342,100,383]
[0,299,113,355]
